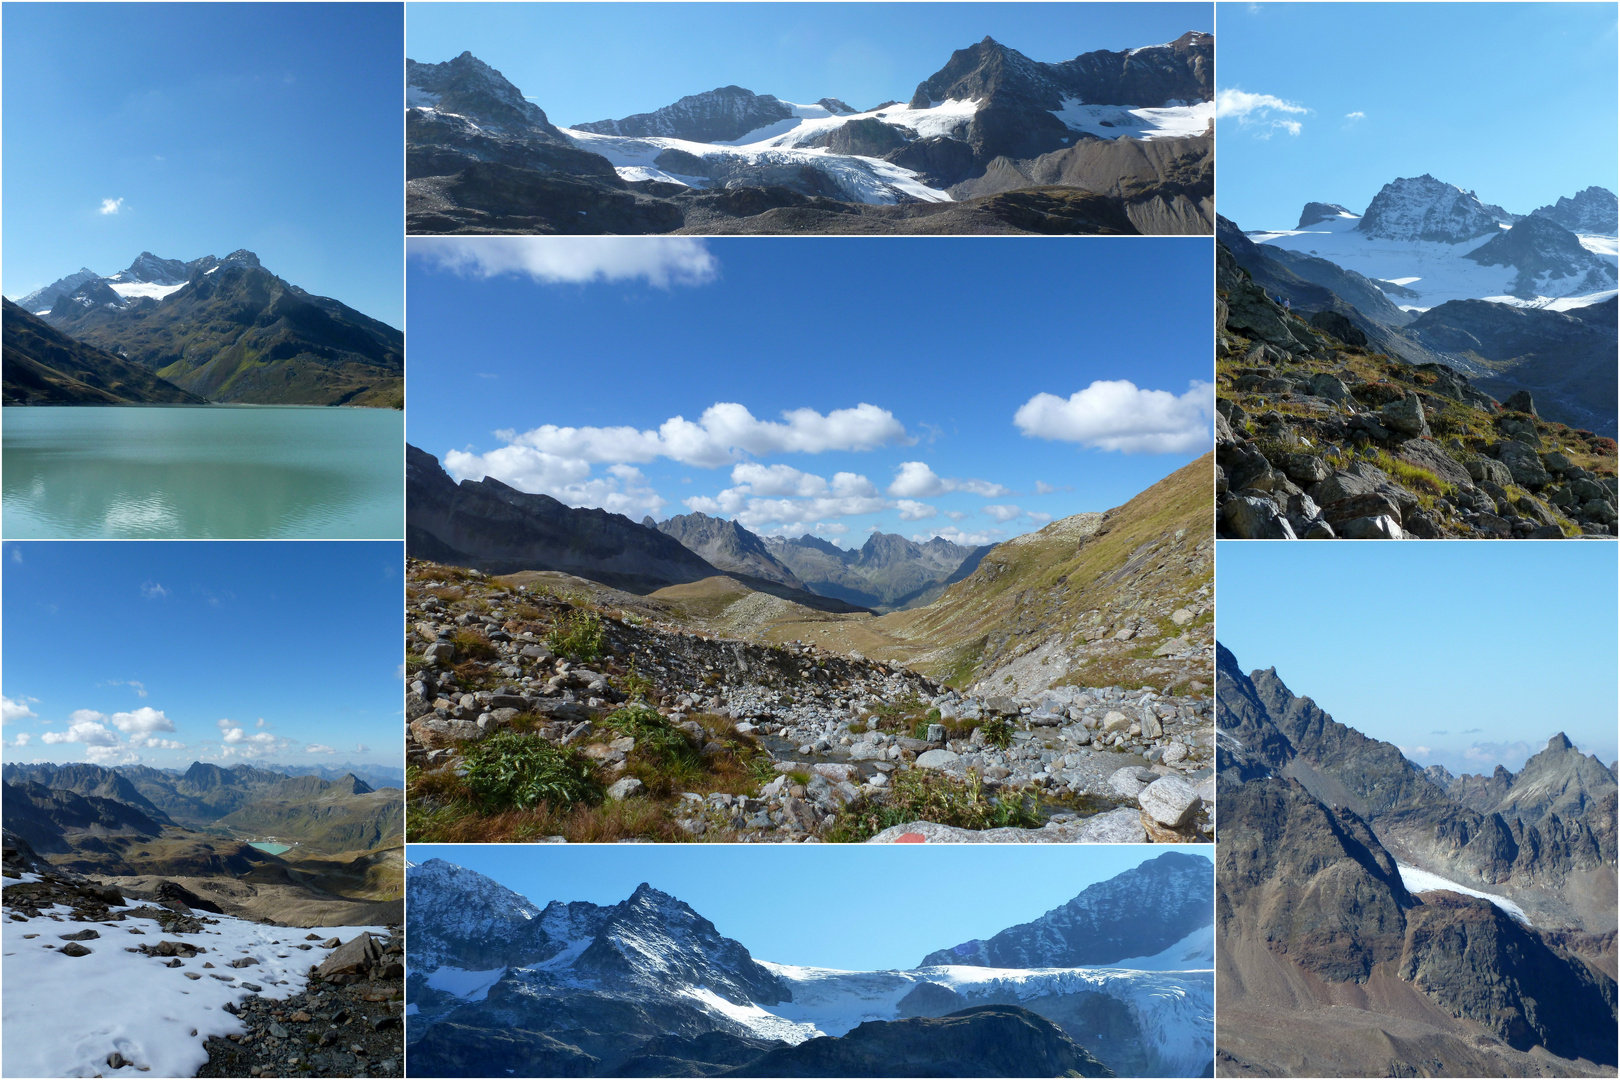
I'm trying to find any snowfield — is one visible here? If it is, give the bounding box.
[1397,863,1530,924]
[750,961,1214,1076]
[1051,98,1213,141]
[2,894,386,1078]
[1250,213,1618,310]
[107,281,187,302]
[562,126,953,205]
[425,964,506,1001]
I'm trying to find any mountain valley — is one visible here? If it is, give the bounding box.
[405,34,1213,235]
[403,852,1215,1076]
[1215,644,1617,1076]
[3,759,404,926]
[405,450,1213,843]
[4,250,404,408]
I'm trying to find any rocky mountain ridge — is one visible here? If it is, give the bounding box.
[405,858,1209,1076]
[22,250,403,407]
[919,850,1211,967]
[1215,644,1616,934]
[1532,185,1620,234]
[406,32,1212,235]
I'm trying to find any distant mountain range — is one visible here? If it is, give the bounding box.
[1215,644,1617,1074]
[404,854,1213,1076]
[408,444,985,613]
[405,33,1213,235]
[2,759,402,856]
[4,250,403,407]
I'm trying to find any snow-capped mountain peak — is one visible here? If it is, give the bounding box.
[1531,185,1620,235]
[1356,173,1514,243]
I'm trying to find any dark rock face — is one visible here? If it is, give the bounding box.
[575,86,795,143]
[918,851,1211,968]
[826,117,912,157]
[1462,214,1619,298]
[1296,201,1356,228]
[406,444,723,593]
[12,267,101,315]
[1530,185,1619,234]
[724,1006,1116,1078]
[407,52,571,141]
[1307,309,1367,348]
[1399,893,1617,1064]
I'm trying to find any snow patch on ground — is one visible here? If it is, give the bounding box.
[1397,863,1530,924]
[562,98,977,205]
[2,899,386,1079]
[426,965,507,1001]
[1104,923,1214,970]
[1481,288,1618,311]
[678,986,822,1044]
[407,86,441,108]
[1051,99,1213,141]
[1578,234,1618,257]
[106,281,186,302]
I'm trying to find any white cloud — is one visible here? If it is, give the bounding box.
[1015,380,1212,454]
[255,718,268,728]
[84,745,141,765]
[1,695,37,723]
[1215,89,1308,137]
[356,743,371,753]
[487,402,908,471]
[1027,512,1052,524]
[134,737,185,750]
[9,548,21,564]
[887,461,1010,498]
[105,679,148,698]
[945,510,969,522]
[984,504,1024,523]
[896,500,937,521]
[12,733,31,747]
[914,526,1004,546]
[410,236,719,288]
[727,462,829,498]
[1034,481,1057,495]
[443,448,667,519]
[306,744,337,754]
[99,197,125,215]
[108,707,175,736]
[141,581,170,600]
[42,718,119,747]
[1345,110,1366,121]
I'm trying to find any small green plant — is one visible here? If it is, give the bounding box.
[601,706,701,771]
[548,610,606,663]
[981,715,1015,750]
[847,720,868,735]
[826,769,1041,842]
[622,660,654,702]
[461,733,603,812]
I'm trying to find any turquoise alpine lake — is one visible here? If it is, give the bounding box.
[248,842,292,855]
[2,405,402,538]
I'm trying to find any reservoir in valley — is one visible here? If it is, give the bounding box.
[2,404,402,538]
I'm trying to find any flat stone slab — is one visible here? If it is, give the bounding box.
[864,807,1147,844]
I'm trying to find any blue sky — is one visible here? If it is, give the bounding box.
[413,844,1211,971]
[1216,3,1619,230]
[406,2,1211,129]
[407,237,1213,548]
[2,3,404,327]
[1,542,403,770]
[1217,541,1618,774]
